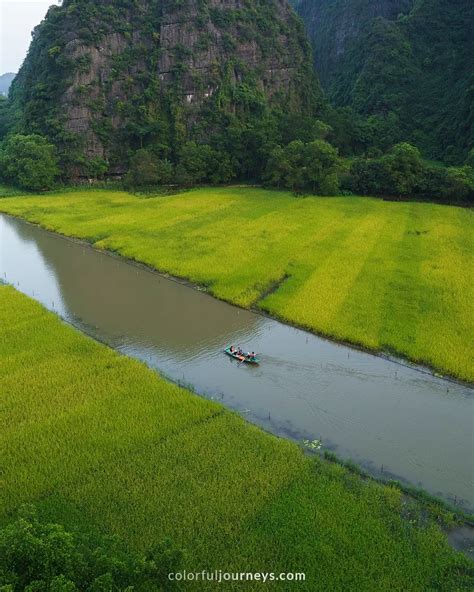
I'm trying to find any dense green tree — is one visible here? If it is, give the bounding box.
[265,139,341,194]
[443,166,474,202]
[304,140,341,194]
[381,142,425,195]
[349,143,425,196]
[201,111,279,181]
[124,149,173,188]
[0,134,59,190]
[175,142,211,186]
[229,120,277,181]
[175,142,234,186]
[275,141,306,192]
[349,157,391,195]
[348,144,474,202]
[0,506,183,591]
[279,114,332,145]
[84,156,109,180]
[0,96,12,141]
[125,142,236,189]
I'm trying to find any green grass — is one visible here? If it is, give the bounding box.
[1,285,472,590]
[0,187,472,381]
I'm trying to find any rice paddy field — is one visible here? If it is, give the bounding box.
[0,187,472,382]
[1,284,472,590]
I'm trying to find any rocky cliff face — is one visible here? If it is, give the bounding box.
[11,0,320,175]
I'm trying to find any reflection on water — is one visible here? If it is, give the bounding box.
[1,213,473,509]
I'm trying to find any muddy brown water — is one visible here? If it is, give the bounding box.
[1,213,473,510]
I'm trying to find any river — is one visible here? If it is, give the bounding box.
[1,213,472,510]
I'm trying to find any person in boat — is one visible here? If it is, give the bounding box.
[237,347,243,356]
[247,351,256,361]
[230,345,235,353]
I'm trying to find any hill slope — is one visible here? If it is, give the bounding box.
[10,0,322,176]
[295,0,474,162]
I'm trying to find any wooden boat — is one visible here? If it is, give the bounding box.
[224,347,260,364]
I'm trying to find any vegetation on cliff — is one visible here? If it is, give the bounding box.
[5,0,322,179]
[295,0,473,163]
[0,0,472,197]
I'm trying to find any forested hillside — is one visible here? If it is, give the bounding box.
[7,0,322,178]
[0,0,472,200]
[295,0,473,163]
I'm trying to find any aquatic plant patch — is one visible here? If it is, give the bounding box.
[0,188,472,381]
[0,285,472,590]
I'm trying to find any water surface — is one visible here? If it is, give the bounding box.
[1,213,472,509]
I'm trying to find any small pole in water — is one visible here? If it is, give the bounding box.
[381,464,384,473]
[268,412,271,421]
[221,392,224,400]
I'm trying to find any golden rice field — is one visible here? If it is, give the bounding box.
[1,285,472,590]
[0,187,472,381]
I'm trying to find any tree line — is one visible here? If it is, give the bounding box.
[1,130,473,203]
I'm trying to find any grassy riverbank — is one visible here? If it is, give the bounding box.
[1,285,472,590]
[0,187,472,382]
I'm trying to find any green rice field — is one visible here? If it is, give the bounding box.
[0,187,472,381]
[1,285,472,590]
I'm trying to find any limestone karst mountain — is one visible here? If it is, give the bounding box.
[9,0,322,175]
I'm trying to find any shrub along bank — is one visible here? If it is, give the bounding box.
[1,127,473,203]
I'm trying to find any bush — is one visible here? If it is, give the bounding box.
[443,166,474,202]
[419,165,449,197]
[265,139,341,194]
[124,149,174,188]
[175,142,210,186]
[0,505,183,591]
[349,157,390,194]
[349,143,426,196]
[349,145,474,202]
[0,96,12,141]
[382,142,425,195]
[85,156,109,180]
[0,134,59,191]
[175,142,235,186]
